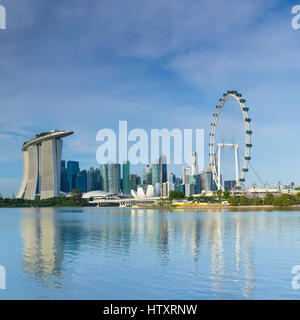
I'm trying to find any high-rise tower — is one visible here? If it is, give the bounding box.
[152,159,160,187]
[17,130,73,200]
[191,152,198,175]
[122,161,130,194]
[159,155,167,186]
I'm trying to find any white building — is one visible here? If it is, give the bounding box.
[17,130,73,200]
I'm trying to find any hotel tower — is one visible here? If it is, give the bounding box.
[16,130,73,200]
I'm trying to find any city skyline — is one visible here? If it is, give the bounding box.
[55,150,223,200]
[1,1,300,196]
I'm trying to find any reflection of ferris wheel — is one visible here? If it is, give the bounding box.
[209,90,252,191]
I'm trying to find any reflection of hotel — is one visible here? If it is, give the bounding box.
[17,130,73,200]
[21,208,62,278]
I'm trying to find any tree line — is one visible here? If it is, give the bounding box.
[0,190,88,207]
[168,190,300,207]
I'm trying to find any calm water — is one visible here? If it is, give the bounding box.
[0,207,300,300]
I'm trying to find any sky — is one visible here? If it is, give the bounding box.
[0,0,300,196]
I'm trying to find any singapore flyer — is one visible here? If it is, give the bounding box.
[209,90,252,191]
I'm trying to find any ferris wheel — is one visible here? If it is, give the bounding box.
[209,90,252,191]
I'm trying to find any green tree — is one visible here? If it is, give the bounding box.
[229,196,238,206]
[216,189,223,202]
[239,196,250,206]
[295,193,300,201]
[251,197,263,206]
[273,194,296,207]
[264,193,274,205]
[169,191,185,201]
[223,190,230,200]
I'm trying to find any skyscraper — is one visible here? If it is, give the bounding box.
[67,161,80,192]
[101,164,109,192]
[191,152,199,175]
[76,170,87,193]
[60,160,68,192]
[17,130,73,200]
[182,165,192,185]
[122,161,130,194]
[152,159,160,187]
[143,165,152,185]
[190,174,202,194]
[159,155,167,186]
[108,163,121,194]
[87,167,101,191]
[129,174,139,191]
[224,180,236,191]
[200,167,217,191]
[168,172,176,193]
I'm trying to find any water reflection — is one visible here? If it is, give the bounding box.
[19,208,300,299]
[21,208,60,289]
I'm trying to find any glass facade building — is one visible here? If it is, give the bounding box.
[108,163,121,194]
[159,155,167,186]
[143,166,152,185]
[152,160,160,187]
[77,170,87,193]
[60,161,68,192]
[87,167,101,192]
[67,161,80,192]
[122,161,130,194]
[224,180,236,190]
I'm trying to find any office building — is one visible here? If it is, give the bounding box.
[143,165,152,185]
[67,161,80,192]
[76,170,87,193]
[175,184,185,193]
[152,160,160,187]
[130,174,139,191]
[162,182,169,197]
[60,160,68,192]
[182,165,192,185]
[200,168,218,192]
[159,155,167,186]
[168,172,176,193]
[101,164,109,192]
[122,161,130,195]
[87,167,101,192]
[191,152,199,175]
[224,180,236,191]
[190,174,202,194]
[185,184,196,197]
[108,163,121,194]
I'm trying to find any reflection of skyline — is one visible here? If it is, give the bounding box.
[19,208,300,298]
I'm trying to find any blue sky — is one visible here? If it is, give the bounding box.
[0,0,300,196]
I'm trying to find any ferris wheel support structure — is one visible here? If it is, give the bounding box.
[217,143,239,190]
[209,91,252,191]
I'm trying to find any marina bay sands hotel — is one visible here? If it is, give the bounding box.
[16,130,73,200]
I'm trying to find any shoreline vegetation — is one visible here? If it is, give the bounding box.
[1,190,300,210]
